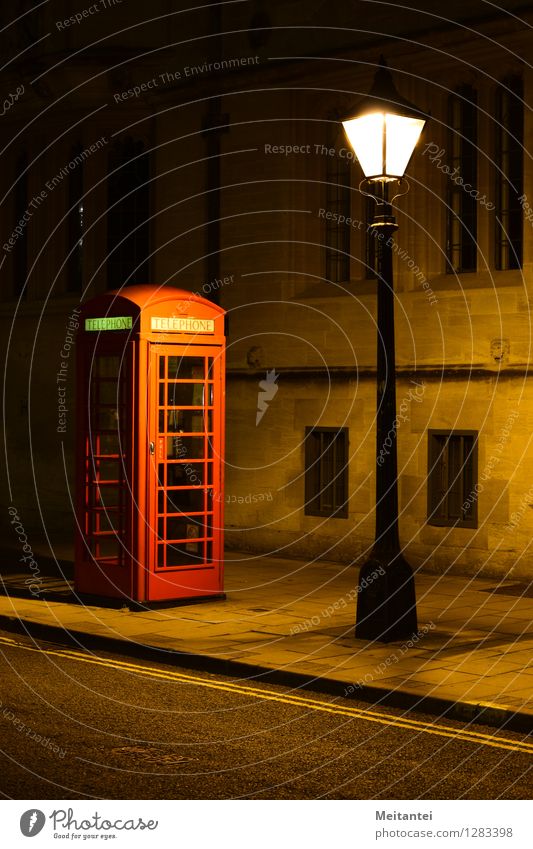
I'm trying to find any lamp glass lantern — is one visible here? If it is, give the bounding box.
[342,59,426,181]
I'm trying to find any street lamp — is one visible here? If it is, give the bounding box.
[342,57,427,642]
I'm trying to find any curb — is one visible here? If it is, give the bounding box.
[1,612,531,735]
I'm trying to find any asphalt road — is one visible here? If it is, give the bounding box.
[0,628,531,800]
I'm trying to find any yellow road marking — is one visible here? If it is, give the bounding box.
[0,634,531,755]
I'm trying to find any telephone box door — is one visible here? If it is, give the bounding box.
[146,344,224,600]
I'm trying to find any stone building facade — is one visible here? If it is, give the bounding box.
[1,1,532,579]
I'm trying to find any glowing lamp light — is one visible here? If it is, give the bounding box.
[342,57,426,181]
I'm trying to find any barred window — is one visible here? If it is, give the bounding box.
[107,137,151,289]
[13,151,28,299]
[305,427,348,518]
[427,430,478,528]
[495,75,523,270]
[325,133,351,283]
[446,86,478,273]
[67,143,84,292]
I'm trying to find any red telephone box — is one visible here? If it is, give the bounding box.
[75,285,225,603]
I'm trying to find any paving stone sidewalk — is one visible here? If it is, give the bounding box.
[1,550,532,727]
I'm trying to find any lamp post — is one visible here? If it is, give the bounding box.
[342,57,427,642]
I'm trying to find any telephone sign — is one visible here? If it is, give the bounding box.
[150,316,215,333]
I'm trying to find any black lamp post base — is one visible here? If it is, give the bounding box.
[355,553,417,643]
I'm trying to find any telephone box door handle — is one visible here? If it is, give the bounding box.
[149,441,155,455]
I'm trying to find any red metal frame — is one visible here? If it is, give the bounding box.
[75,286,225,603]
[145,344,224,601]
